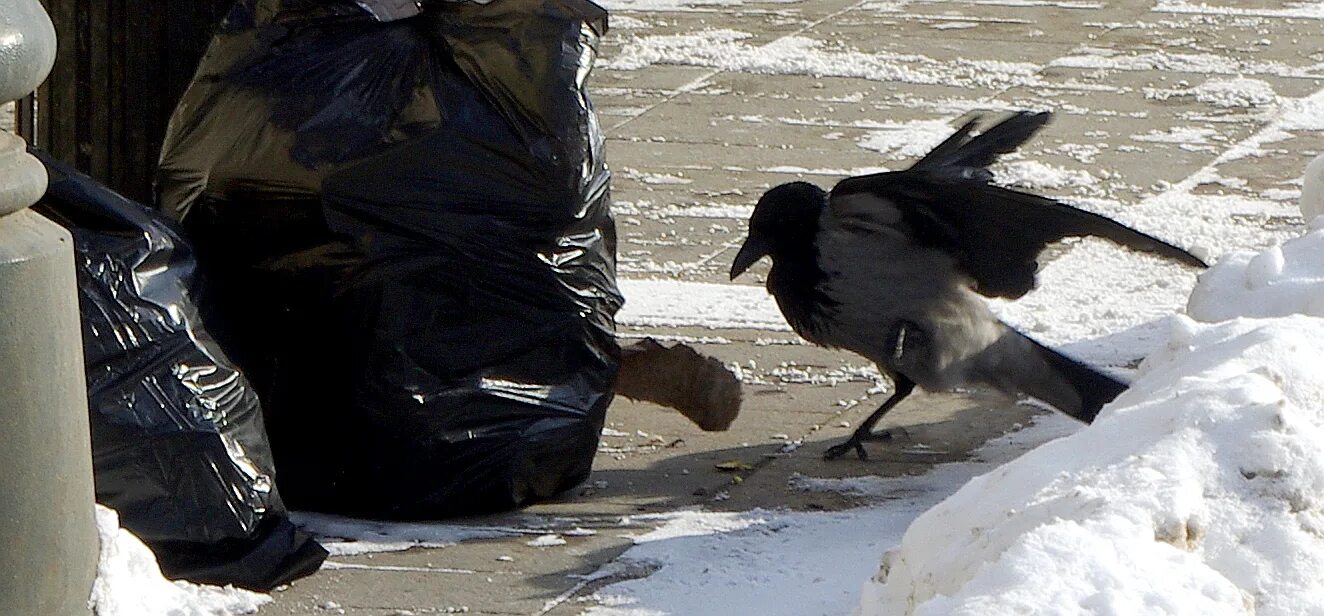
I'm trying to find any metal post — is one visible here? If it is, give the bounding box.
[0,1,98,614]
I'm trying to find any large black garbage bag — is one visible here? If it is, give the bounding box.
[155,0,621,518]
[31,151,328,591]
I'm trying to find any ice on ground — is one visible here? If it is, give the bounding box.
[90,505,268,616]
[857,217,1324,615]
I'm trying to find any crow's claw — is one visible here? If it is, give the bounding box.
[823,430,893,461]
[822,440,864,461]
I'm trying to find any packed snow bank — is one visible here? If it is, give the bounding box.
[90,505,268,616]
[857,314,1324,615]
[1187,218,1324,322]
[856,222,1324,615]
[1302,155,1324,223]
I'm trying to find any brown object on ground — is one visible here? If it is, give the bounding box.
[614,338,743,431]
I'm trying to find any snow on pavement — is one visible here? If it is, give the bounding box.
[584,414,1082,616]
[290,512,512,557]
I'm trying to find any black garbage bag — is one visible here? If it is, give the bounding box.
[31,150,328,591]
[155,0,621,518]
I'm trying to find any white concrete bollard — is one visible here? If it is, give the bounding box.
[0,1,98,614]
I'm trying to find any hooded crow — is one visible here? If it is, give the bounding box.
[729,111,1206,460]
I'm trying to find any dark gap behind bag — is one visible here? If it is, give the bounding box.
[155,0,622,518]
[32,151,328,591]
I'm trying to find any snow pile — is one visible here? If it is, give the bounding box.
[1187,219,1324,322]
[858,315,1324,615]
[855,223,1324,615]
[89,505,268,616]
[1302,155,1324,222]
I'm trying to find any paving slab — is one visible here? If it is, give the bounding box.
[240,1,1324,614]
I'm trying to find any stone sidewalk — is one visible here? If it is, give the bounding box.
[8,1,1318,614]
[260,0,1324,612]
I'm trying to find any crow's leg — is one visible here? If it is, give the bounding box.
[823,375,915,461]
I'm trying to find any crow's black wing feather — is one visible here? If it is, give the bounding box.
[830,173,1207,299]
[912,111,1052,180]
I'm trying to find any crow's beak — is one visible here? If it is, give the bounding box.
[730,236,771,280]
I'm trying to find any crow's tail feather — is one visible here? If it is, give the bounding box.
[975,327,1128,423]
[1023,336,1127,423]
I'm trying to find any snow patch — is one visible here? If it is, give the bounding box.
[599,0,802,10]
[761,165,890,177]
[617,279,791,331]
[291,512,511,557]
[1146,77,1279,110]
[855,119,959,160]
[90,505,268,616]
[997,160,1099,191]
[527,534,568,547]
[1154,0,1324,19]
[1193,77,1280,109]
[610,15,652,29]
[1130,126,1220,149]
[587,415,1082,616]
[605,30,1043,90]
[622,167,694,185]
[1051,47,1319,78]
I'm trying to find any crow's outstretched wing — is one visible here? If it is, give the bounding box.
[829,110,1205,298]
[829,172,1206,299]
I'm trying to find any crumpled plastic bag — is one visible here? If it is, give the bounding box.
[156,0,621,518]
[33,149,327,591]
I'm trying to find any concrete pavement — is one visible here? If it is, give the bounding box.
[7,1,1324,614]
[259,1,1324,614]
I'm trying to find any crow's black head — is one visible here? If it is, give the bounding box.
[730,181,828,280]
